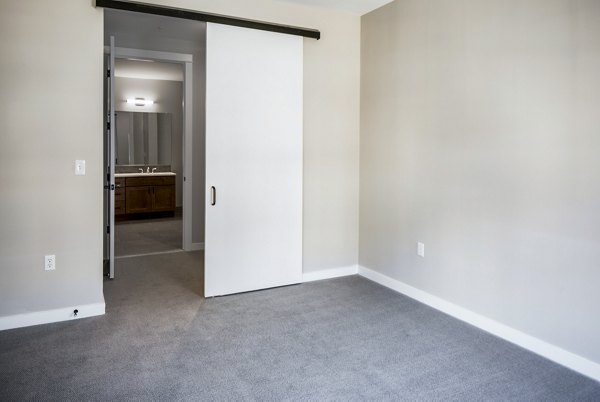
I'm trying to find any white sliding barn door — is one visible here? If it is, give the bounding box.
[205,23,303,297]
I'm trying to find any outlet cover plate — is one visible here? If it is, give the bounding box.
[45,255,56,271]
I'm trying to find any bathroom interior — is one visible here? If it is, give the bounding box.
[112,59,184,257]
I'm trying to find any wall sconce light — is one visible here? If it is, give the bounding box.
[126,98,154,106]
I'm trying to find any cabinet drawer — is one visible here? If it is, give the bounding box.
[126,176,175,187]
[115,178,125,188]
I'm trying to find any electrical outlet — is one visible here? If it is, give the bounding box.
[45,255,56,271]
[417,242,425,258]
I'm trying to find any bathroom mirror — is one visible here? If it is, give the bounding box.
[115,112,172,166]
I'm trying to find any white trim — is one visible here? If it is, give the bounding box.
[0,303,105,331]
[182,61,194,251]
[302,265,358,282]
[358,265,600,382]
[189,242,205,251]
[106,46,193,63]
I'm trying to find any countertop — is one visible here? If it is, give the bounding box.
[115,172,176,178]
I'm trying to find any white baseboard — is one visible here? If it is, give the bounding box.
[302,265,358,282]
[188,242,205,251]
[358,266,600,382]
[0,302,105,331]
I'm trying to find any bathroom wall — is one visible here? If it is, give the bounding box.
[114,77,184,206]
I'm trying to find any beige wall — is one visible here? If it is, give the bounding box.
[0,0,360,322]
[0,0,105,316]
[121,0,362,272]
[360,0,600,364]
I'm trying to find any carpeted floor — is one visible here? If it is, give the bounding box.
[115,216,182,257]
[1,251,599,401]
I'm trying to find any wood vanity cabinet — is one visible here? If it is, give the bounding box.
[125,186,154,214]
[117,176,175,216]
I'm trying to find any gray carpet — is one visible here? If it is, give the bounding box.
[115,216,182,257]
[1,251,599,401]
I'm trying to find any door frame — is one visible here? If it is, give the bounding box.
[109,46,195,251]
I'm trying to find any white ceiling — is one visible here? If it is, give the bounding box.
[276,0,394,15]
[114,59,184,82]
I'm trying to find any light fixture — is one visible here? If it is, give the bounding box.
[126,98,154,106]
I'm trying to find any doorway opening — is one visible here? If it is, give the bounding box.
[102,3,308,299]
[112,56,186,259]
[103,9,206,284]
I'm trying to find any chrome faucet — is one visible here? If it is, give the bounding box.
[138,168,144,173]
[152,168,157,173]
[146,166,150,173]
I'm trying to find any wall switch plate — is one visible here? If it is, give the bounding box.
[45,255,56,271]
[417,242,425,257]
[75,160,86,176]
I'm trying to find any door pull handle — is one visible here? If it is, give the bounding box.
[211,186,216,206]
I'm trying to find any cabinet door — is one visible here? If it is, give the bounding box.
[126,186,153,213]
[153,185,175,212]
